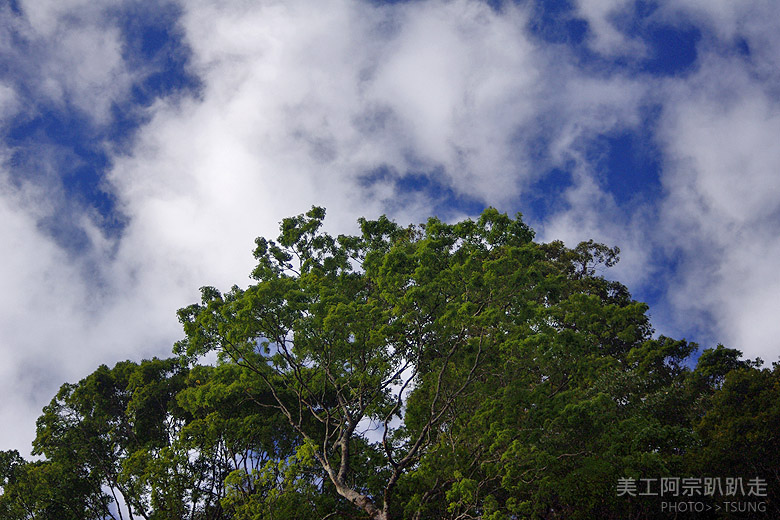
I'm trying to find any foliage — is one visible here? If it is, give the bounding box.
[2,207,777,519]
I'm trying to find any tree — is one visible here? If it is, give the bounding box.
[174,362,336,519]
[176,206,699,519]
[394,242,700,519]
[688,359,780,517]
[0,449,98,520]
[28,358,211,520]
[175,207,543,518]
[13,206,777,519]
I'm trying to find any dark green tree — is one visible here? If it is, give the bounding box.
[174,362,342,519]
[396,242,700,519]
[0,450,102,520]
[686,356,780,517]
[28,358,205,519]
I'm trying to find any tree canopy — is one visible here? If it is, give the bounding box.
[1,207,775,519]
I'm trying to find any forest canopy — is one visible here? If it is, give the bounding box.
[1,207,777,520]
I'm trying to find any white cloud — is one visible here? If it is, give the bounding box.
[572,0,646,56]
[170,0,550,207]
[0,160,203,453]
[0,0,172,453]
[0,175,89,452]
[6,0,133,124]
[0,83,18,120]
[18,0,122,37]
[0,0,656,454]
[532,1,780,363]
[3,0,780,456]
[366,0,540,199]
[657,46,780,360]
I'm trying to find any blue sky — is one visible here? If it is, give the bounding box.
[2,0,780,454]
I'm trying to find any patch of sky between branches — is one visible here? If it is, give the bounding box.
[359,165,485,220]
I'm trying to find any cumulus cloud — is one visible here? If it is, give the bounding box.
[5,0,131,124]
[3,0,780,456]
[567,0,780,359]
[658,48,780,359]
[0,83,17,119]
[0,174,88,450]
[170,0,549,208]
[0,0,178,453]
[572,0,647,56]
[103,0,542,289]
[104,0,650,307]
